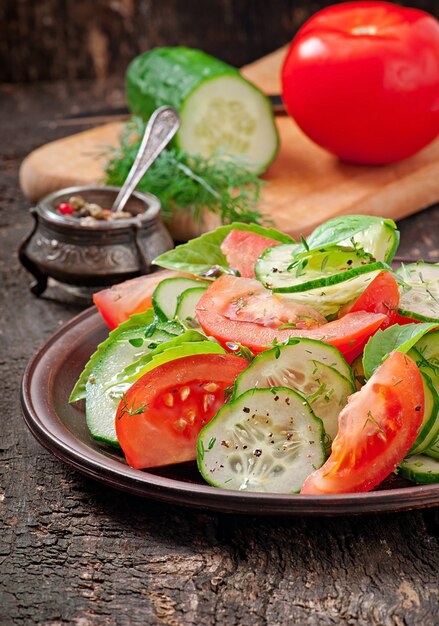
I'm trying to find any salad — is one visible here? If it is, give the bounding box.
[70,215,439,494]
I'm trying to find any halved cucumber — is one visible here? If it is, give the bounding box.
[175,286,208,325]
[126,47,279,173]
[197,387,325,493]
[305,215,399,263]
[424,438,439,460]
[397,262,439,322]
[85,326,174,447]
[152,277,203,321]
[233,339,354,442]
[398,455,439,485]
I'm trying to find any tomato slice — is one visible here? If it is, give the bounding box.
[220,230,280,278]
[339,272,400,330]
[196,274,386,357]
[93,270,191,329]
[301,351,424,494]
[115,353,248,469]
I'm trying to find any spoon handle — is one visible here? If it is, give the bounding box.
[111,106,180,214]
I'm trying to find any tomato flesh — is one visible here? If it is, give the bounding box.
[301,351,424,494]
[115,353,248,469]
[339,271,400,330]
[220,230,280,278]
[196,274,386,357]
[93,270,191,329]
[281,2,439,164]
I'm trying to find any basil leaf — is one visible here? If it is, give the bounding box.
[363,323,438,380]
[304,216,399,262]
[153,222,294,275]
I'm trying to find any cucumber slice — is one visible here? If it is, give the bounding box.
[305,216,399,263]
[70,310,157,403]
[278,269,383,316]
[257,244,385,292]
[197,387,325,493]
[407,366,439,456]
[86,326,174,447]
[397,262,439,322]
[175,286,208,325]
[424,439,439,460]
[152,277,203,321]
[350,354,366,390]
[398,455,439,485]
[233,339,354,442]
[126,47,279,173]
[254,243,302,289]
[404,344,439,455]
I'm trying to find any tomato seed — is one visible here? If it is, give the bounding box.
[163,393,174,407]
[173,418,187,431]
[203,382,219,392]
[179,386,190,401]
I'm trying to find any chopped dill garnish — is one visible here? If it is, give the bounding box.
[104,116,267,226]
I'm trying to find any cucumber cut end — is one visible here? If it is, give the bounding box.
[178,75,279,173]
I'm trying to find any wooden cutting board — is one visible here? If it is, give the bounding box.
[19,46,439,239]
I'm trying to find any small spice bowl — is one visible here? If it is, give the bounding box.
[19,185,173,298]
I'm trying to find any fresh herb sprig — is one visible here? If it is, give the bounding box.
[105,116,267,225]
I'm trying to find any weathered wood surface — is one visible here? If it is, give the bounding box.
[3,0,439,83]
[2,80,439,625]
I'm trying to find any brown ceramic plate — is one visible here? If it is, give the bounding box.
[21,307,439,516]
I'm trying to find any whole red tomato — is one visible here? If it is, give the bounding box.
[281,2,439,165]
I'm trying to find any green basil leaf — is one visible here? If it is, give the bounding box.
[304,216,399,263]
[153,222,294,275]
[363,323,438,380]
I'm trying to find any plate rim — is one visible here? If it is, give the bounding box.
[20,306,439,516]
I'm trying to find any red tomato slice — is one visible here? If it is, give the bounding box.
[339,272,400,330]
[220,230,280,278]
[394,313,420,326]
[301,351,424,494]
[115,353,248,469]
[93,270,192,329]
[196,275,386,357]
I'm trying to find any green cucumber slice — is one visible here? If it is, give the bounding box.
[197,387,325,493]
[277,268,383,316]
[256,243,387,315]
[305,215,399,263]
[175,286,208,325]
[126,47,279,173]
[233,339,354,442]
[152,277,203,321]
[398,455,439,484]
[424,439,439,460]
[85,326,174,447]
[112,331,225,389]
[397,262,439,322]
[69,310,157,403]
[406,362,439,456]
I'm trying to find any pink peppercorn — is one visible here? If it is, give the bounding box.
[58,202,74,215]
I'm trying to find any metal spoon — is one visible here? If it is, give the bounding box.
[111,105,180,214]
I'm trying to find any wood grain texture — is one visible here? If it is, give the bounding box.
[18,47,439,240]
[2,0,439,83]
[2,80,439,625]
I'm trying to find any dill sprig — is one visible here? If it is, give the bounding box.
[104,116,267,225]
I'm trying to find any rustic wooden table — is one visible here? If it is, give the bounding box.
[2,81,439,626]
